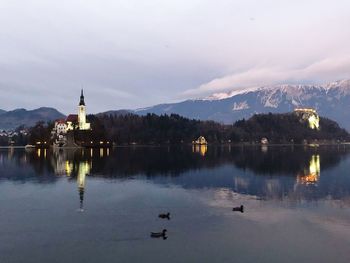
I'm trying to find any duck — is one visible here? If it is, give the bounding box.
[158,212,170,219]
[150,229,167,239]
[232,205,244,213]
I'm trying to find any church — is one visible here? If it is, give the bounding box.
[66,89,91,131]
[53,90,91,144]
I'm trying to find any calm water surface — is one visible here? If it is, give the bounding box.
[1,145,350,263]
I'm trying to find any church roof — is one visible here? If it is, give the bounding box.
[55,119,66,124]
[66,114,78,122]
[79,89,85,106]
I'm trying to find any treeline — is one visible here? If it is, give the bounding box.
[3,112,349,146]
[233,113,350,143]
[94,113,229,144]
[94,112,350,144]
[28,121,54,145]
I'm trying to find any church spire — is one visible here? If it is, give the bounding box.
[79,89,85,106]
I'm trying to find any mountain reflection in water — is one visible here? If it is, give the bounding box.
[1,145,350,205]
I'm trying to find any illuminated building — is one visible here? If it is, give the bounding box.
[53,90,91,147]
[64,89,91,131]
[261,137,268,145]
[77,89,91,130]
[54,120,68,134]
[66,114,78,132]
[294,108,320,130]
[192,136,208,145]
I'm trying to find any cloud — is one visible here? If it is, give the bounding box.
[183,56,350,97]
[1,0,350,109]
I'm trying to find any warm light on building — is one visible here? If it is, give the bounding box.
[294,108,320,130]
[294,108,317,114]
[66,90,91,131]
[192,136,208,145]
[308,114,320,130]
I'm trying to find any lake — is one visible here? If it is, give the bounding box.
[1,145,350,263]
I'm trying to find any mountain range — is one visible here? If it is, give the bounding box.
[0,107,65,130]
[133,79,350,130]
[2,79,350,131]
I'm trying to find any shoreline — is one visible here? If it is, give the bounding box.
[1,142,350,149]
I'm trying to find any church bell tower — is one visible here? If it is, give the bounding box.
[78,89,91,130]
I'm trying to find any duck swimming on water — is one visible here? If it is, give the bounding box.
[158,212,170,219]
[150,229,167,239]
[232,205,244,213]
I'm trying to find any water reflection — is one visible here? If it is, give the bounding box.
[297,155,320,185]
[261,145,268,153]
[1,145,350,205]
[2,146,350,263]
[51,149,91,211]
[192,144,207,156]
[77,161,90,212]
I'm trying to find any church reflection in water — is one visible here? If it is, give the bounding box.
[76,161,90,212]
[51,149,92,212]
[296,155,320,185]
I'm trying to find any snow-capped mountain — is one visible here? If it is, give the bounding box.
[135,79,350,130]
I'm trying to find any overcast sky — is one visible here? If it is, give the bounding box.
[1,0,350,114]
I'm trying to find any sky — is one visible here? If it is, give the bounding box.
[1,0,350,114]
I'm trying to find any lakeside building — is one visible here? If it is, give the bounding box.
[261,137,269,145]
[192,136,208,145]
[54,89,91,135]
[52,90,91,147]
[77,89,90,130]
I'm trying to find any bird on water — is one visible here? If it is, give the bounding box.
[150,229,167,239]
[232,205,244,213]
[158,212,170,219]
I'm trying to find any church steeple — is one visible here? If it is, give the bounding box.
[77,89,90,130]
[79,89,85,106]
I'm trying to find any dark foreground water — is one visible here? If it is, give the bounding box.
[1,145,350,263]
